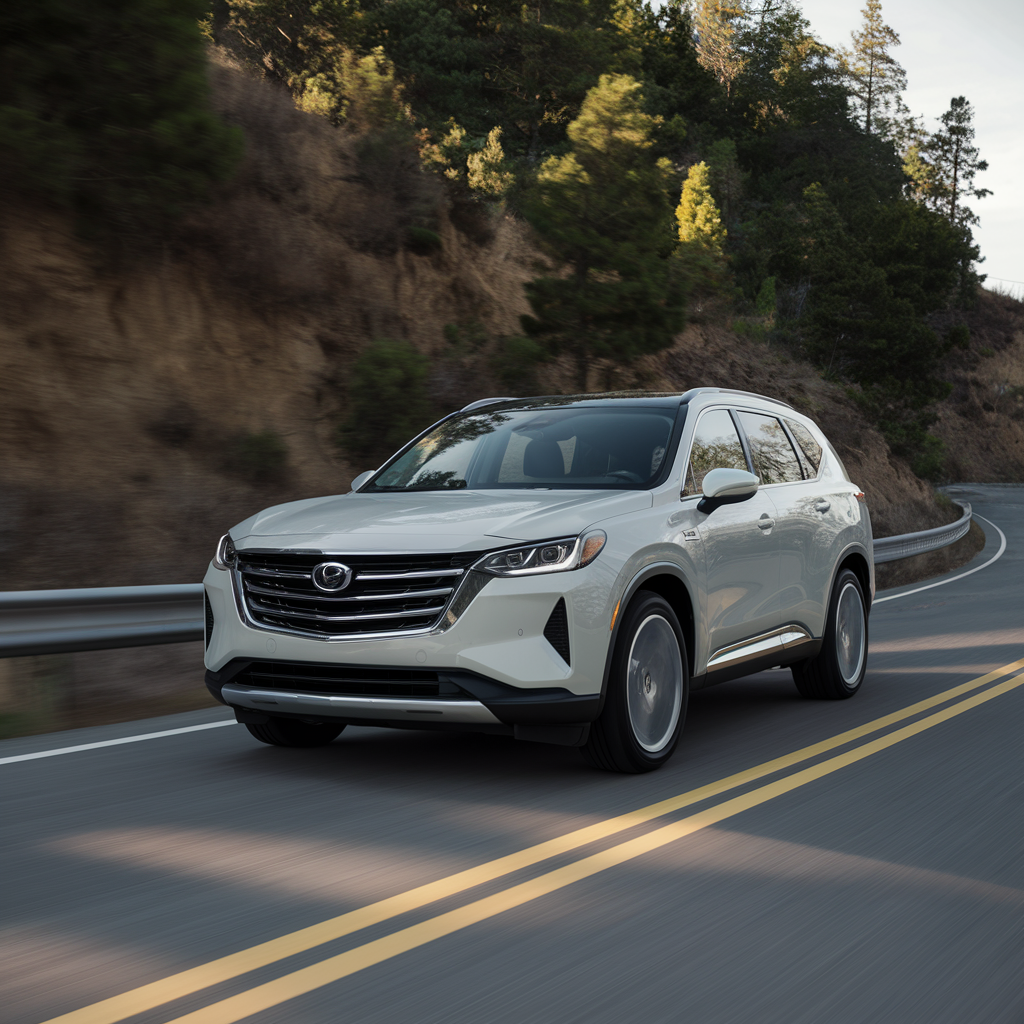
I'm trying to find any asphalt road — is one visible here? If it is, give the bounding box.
[2,484,1023,1024]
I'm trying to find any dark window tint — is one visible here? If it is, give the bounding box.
[737,412,803,484]
[683,409,748,496]
[369,407,676,491]
[786,419,823,473]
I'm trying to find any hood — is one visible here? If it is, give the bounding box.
[232,489,652,552]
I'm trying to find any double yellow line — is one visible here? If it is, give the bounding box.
[47,657,1024,1024]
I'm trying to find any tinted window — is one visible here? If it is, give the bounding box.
[682,409,748,496]
[737,412,803,484]
[369,407,676,491]
[786,419,822,474]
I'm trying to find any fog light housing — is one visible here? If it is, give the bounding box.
[213,534,237,570]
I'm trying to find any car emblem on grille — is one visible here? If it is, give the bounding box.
[312,561,353,592]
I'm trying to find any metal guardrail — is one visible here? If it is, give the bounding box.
[872,500,972,564]
[0,501,974,657]
[0,584,204,658]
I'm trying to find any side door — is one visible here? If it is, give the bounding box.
[783,417,856,636]
[736,410,833,640]
[683,408,781,660]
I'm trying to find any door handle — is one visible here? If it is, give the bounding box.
[814,501,831,513]
[757,515,775,530]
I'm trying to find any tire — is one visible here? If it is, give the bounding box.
[245,718,345,748]
[582,592,688,773]
[792,568,868,700]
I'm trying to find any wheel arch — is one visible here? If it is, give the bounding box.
[836,546,873,614]
[598,563,697,714]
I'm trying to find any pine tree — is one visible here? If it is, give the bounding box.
[676,162,726,255]
[693,0,747,99]
[521,74,684,390]
[705,138,743,228]
[844,0,907,137]
[915,96,991,228]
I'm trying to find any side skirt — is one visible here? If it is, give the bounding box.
[695,625,821,688]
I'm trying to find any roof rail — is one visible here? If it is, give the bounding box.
[460,397,516,412]
[681,387,794,411]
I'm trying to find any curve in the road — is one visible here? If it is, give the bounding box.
[875,511,1007,604]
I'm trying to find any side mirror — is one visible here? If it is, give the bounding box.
[350,470,375,492]
[697,468,759,514]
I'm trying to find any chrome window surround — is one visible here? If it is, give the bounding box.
[228,554,493,643]
[679,404,826,501]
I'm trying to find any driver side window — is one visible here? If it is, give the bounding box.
[682,409,748,497]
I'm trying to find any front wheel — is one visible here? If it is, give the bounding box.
[792,568,868,700]
[582,592,688,773]
[245,718,345,748]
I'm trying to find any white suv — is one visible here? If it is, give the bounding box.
[203,389,873,772]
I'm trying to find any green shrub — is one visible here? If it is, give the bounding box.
[947,323,971,349]
[338,339,435,466]
[491,336,547,395]
[911,435,946,481]
[755,276,777,318]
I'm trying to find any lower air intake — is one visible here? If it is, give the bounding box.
[543,598,570,665]
[204,592,214,650]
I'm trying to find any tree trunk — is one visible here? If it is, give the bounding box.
[865,59,874,134]
[575,256,589,393]
[950,138,961,223]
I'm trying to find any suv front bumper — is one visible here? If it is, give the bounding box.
[203,554,617,726]
[205,658,601,726]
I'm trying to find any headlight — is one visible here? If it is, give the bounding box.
[474,531,606,577]
[213,533,237,570]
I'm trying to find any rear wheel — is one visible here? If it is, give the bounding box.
[582,592,688,773]
[245,718,345,748]
[792,568,868,700]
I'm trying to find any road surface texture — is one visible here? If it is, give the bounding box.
[2,484,1022,1024]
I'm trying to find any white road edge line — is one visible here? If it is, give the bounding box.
[0,720,236,766]
[875,513,1007,604]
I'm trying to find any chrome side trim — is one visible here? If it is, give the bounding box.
[706,625,814,672]
[222,683,503,724]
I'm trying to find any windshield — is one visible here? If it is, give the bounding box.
[365,406,680,491]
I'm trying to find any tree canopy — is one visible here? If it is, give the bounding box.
[1,0,992,473]
[520,75,685,390]
[0,0,242,236]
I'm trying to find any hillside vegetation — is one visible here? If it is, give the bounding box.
[1,34,1013,591]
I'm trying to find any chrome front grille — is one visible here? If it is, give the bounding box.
[236,550,484,638]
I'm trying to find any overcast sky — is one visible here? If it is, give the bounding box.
[795,0,1024,297]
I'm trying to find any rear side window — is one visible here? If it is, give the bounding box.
[682,409,748,496]
[786,419,822,474]
[737,412,803,484]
